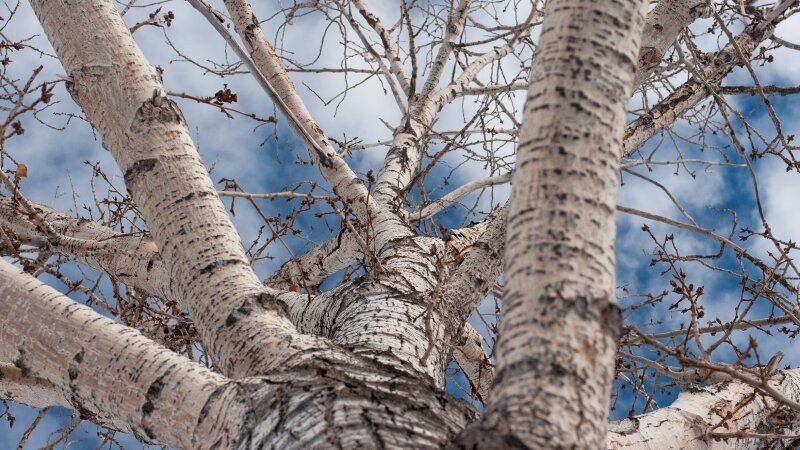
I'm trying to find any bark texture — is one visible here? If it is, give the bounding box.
[633,0,709,87]
[608,370,800,449]
[29,0,322,378]
[0,259,241,447]
[0,258,476,449]
[454,0,648,447]
[4,0,795,448]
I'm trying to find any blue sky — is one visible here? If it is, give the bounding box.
[3,0,800,448]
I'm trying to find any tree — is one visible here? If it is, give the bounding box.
[1,0,800,448]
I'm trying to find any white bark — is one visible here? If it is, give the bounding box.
[29,0,327,378]
[2,0,794,447]
[633,0,709,87]
[0,362,70,410]
[409,174,511,222]
[218,0,413,253]
[440,207,506,350]
[0,195,499,396]
[623,19,777,157]
[454,0,648,447]
[452,325,494,404]
[0,196,167,297]
[350,0,412,95]
[0,259,241,447]
[0,256,481,448]
[266,229,362,291]
[373,13,536,209]
[609,370,800,449]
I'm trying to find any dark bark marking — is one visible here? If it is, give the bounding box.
[129,95,185,136]
[141,375,165,439]
[123,158,158,186]
[68,348,84,381]
[198,258,246,276]
[13,347,30,377]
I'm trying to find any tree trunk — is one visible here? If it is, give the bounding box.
[453,0,648,447]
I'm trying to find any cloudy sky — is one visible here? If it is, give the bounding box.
[2,0,800,447]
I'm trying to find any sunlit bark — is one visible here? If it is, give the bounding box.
[29,0,324,378]
[454,0,648,447]
[2,0,798,447]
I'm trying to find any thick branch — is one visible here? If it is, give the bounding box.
[0,196,166,297]
[0,362,70,409]
[29,0,325,377]
[0,259,242,447]
[452,325,494,404]
[634,0,709,87]
[608,370,800,449]
[205,0,411,249]
[266,228,362,291]
[441,207,505,337]
[409,174,511,221]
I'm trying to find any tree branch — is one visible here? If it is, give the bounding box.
[624,19,778,157]
[350,0,412,94]
[0,362,71,409]
[452,325,494,404]
[0,259,242,448]
[409,174,511,221]
[372,10,536,208]
[30,0,324,378]
[194,0,411,249]
[608,370,800,449]
[266,228,362,291]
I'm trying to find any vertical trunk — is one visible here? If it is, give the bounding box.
[454,0,648,447]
